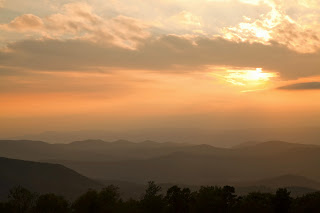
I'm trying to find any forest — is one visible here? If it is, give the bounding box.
[1,182,319,213]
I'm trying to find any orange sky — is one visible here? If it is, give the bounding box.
[0,0,320,136]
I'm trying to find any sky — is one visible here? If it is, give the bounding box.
[0,0,320,137]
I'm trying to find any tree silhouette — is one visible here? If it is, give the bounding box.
[98,185,121,213]
[291,191,320,213]
[73,186,121,213]
[3,184,320,213]
[273,188,291,213]
[72,189,100,213]
[34,193,69,213]
[7,186,37,213]
[140,181,164,213]
[235,192,274,213]
[195,186,236,213]
[165,185,194,213]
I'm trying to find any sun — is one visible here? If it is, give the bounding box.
[238,68,275,81]
[222,68,277,89]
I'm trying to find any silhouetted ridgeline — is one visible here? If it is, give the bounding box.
[0,157,102,200]
[1,140,319,185]
[1,183,320,213]
[8,127,320,146]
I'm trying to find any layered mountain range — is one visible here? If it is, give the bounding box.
[1,140,319,185]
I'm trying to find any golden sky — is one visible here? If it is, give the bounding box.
[0,0,320,136]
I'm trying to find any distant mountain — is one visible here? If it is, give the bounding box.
[0,139,192,162]
[243,174,320,190]
[232,174,320,197]
[52,141,320,185]
[231,141,261,148]
[7,127,320,147]
[235,186,318,197]
[0,157,102,200]
[235,140,318,151]
[1,140,320,186]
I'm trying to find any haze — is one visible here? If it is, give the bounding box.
[1,0,320,139]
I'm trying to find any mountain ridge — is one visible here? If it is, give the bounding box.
[6,127,320,146]
[1,140,320,186]
[0,157,102,200]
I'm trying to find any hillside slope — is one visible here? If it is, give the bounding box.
[0,157,102,200]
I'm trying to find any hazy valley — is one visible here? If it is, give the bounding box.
[1,139,320,200]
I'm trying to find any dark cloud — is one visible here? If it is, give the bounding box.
[278,82,320,90]
[0,36,319,79]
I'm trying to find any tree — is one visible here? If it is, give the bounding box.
[222,185,237,211]
[7,186,37,213]
[273,188,291,213]
[140,181,164,213]
[194,186,236,213]
[73,186,122,213]
[34,193,70,213]
[291,192,320,213]
[98,185,121,213]
[235,192,274,213]
[118,198,141,213]
[72,189,100,213]
[165,185,194,213]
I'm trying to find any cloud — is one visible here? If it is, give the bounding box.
[0,2,150,49]
[170,11,202,28]
[222,0,320,53]
[296,0,320,8]
[1,14,44,32]
[3,0,320,53]
[278,82,320,90]
[0,69,140,95]
[0,36,319,79]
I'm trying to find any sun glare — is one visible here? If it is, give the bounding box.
[239,68,274,81]
[222,68,277,89]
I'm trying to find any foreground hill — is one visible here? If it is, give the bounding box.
[0,157,102,200]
